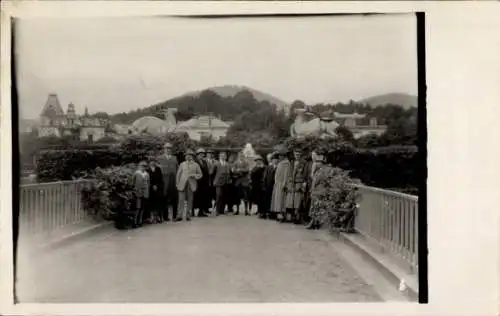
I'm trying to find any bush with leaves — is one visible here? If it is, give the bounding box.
[309,166,361,233]
[36,132,195,182]
[80,164,138,227]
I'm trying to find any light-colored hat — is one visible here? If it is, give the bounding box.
[163,142,173,148]
[254,155,264,162]
[185,149,195,156]
[196,148,206,154]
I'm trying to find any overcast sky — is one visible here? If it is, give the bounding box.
[16,14,417,119]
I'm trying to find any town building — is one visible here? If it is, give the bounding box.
[36,93,108,142]
[329,111,387,138]
[131,108,231,141]
[175,115,231,141]
[291,108,387,139]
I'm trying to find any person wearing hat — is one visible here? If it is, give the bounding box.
[157,142,179,222]
[147,158,164,223]
[130,160,151,228]
[262,152,279,219]
[213,150,232,215]
[175,149,202,221]
[302,149,323,225]
[205,149,217,207]
[283,148,308,224]
[270,147,292,222]
[250,155,266,218]
[306,150,327,229]
[231,151,252,215]
[193,148,211,217]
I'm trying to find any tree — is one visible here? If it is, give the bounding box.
[356,133,382,148]
[334,126,355,143]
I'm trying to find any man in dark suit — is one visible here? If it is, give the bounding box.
[250,156,266,217]
[194,148,211,217]
[148,158,164,223]
[206,149,217,207]
[157,142,179,221]
[213,151,232,215]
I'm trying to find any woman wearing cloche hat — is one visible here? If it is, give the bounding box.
[270,146,292,222]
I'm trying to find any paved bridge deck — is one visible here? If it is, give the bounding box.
[17,214,408,303]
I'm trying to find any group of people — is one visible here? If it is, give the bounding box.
[130,142,328,230]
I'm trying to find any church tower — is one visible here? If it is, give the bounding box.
[67,103,76,127]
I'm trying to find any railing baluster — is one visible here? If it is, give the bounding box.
[351,184,418,273]
[19,180,91,243]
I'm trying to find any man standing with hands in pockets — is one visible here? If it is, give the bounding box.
[176,149,203,221]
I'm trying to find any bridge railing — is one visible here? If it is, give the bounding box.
[353,184,418,273]
[19,180,93,237]
[19,179,418,273]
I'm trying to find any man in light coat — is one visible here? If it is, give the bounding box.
[176,149,202,221]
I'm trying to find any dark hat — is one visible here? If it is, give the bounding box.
[185,149,195,156]
[196,148,206,154]
[314,148,327,156]
[275,146,288,155]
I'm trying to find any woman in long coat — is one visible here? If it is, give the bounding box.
[284,149,307,223]
[262,152,279,219]
[270,148,291,221]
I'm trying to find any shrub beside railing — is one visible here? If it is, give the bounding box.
[18,177,418,274]
[353,184,419,273]
[19,180,93,237]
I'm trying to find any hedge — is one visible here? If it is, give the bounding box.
[36,134,420,192]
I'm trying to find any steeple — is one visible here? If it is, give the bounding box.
[84,107,89,117]
[67,103,76,118]
[40,93,65,118]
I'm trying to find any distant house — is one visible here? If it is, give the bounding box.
[130,108,231,141]
[131,116,172,135]
[36,93,108,142]
[175,115,231,141]
[112,123,133,139]
[329,111,387,138]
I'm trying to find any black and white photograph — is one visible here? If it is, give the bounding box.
[14,13,423,304]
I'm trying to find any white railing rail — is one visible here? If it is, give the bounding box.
[19,180,93,237]
[352,183,419,273]
[19,179,418,273]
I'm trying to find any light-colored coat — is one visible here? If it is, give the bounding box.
[284,160,307,210]
[270,158,291,213]
[176,160,202,192]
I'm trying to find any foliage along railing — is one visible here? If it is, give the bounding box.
[19,180,93,237]
[18,179,418,274]
[353,183,418,273]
